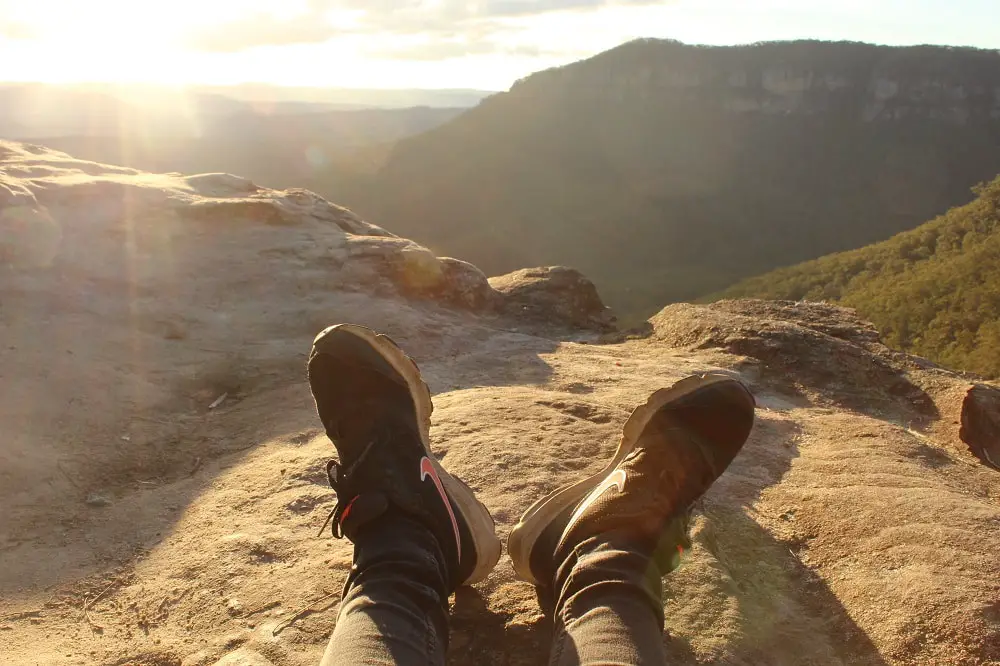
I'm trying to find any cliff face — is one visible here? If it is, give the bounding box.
[340,41,1000,322]
[511,40,1000,124]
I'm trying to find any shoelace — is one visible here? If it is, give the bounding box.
[317,438,377,538]
[317,460,348,538]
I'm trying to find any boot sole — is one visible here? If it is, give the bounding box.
[507,373,753,585]
[312,324,503,585]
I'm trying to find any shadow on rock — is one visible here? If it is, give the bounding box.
[669,505,890,666]
[659,413,889,666]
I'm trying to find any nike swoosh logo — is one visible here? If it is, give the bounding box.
[420,456,462,561]
[564,469,626,534]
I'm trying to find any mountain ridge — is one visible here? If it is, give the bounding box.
[510,39,1000,122]
[327,39,1000,322]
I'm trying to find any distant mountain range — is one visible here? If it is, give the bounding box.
[321,40,1000,322]
[720,176,1000,378]
[0,83,493,138]
[0,83,483,191]
[186,84,495,109]
[34,107,466,192]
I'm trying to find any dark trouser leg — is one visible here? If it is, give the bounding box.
[320,514,450,666]
[547,536,667,666]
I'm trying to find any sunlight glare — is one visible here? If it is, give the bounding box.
[0,0,303,84]
[12,1,183,50]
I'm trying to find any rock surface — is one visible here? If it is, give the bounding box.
[490,266,616,332]
[961,384,1000,468]
[1,143,998,666]
[0,142,606,331]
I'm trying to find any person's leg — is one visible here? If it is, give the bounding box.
[508,374,756,666]
[532,516,695,665]
[320,510,451,665]
[307,324,502,665]
[545,523,689,665]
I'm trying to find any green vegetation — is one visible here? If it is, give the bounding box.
[719,177,1000,377]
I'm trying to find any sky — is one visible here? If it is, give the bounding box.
[0,0,997,91]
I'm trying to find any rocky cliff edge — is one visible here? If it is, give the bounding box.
[1,142,997,666]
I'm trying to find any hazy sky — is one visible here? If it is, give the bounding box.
[0,0,996,90]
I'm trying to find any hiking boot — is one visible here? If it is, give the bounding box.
[508,373,755,587]
[308,323,501,588]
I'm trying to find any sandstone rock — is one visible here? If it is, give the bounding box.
[341,238,498,311]
[649,299,937,417]
[212,648,274,666]
[183,172,260,197]
[434,257,500,311]
[183,198,294,226]
[0,176,59,268]
[961,384,1000,468]
[260,187,393,237]
[179,650,215,666]
[490,266,615,332]
[0,141,508,321]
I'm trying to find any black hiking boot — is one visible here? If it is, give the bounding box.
[508,374,755,587]
[308,324,501,588]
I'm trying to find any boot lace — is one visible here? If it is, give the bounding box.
[316,437,377,538]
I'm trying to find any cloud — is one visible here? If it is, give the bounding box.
[484,0,623,17]
[183,0,666,53]
[368,39,548,61]
[184,14,340,51]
